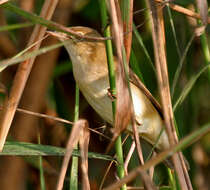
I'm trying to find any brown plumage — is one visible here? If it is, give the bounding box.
[55,26,170,152]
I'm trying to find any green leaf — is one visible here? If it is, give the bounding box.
[0,41,69,72]
[0,22,34,32]
[0,141,114,161]
[173,64,210,111]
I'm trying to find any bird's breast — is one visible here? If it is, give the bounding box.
[73,64,113,124]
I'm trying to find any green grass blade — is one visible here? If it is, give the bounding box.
[166,5,181,59]
[0,41,68,72]
[70,85,80,190]
[1,141,114,161]
[200,30,210,80]
[38,135,46,190]
[99,1,126,189]
[171,34,195,97]
[173,64,210,112]
[133,23,155,72]
[0,22,34,32]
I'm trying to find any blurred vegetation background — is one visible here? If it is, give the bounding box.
[0,0,210,189]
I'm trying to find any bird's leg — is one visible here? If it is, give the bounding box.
[107,88,116,101]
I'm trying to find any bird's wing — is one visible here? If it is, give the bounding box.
[129,69,163,119]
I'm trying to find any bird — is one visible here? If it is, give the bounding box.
[52,26,171,154]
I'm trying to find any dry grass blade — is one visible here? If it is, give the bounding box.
[129,72,158,190]
[0,105,110,139]
[79,122,90,190]
[56,119,89,190]
[129,121,157,190]
[155,0,210,24]
[123,0,133,63]
[124,140,157,189]
[124,141,136,175]
[196,0,208,25]
[106,0,132,151]
[146,1,192,189]
[99,135,129,190]
[0,0,59,151]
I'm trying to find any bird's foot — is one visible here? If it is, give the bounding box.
[107,88,116,101]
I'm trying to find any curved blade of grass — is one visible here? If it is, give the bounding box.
[0,22,34,32]
[133,23,155,72]
[173,64,210,112]
[1,3,62,32]
[166,5,181,59]
[171,33,195,97]
[0,141,114,161]
[0,41,68,72]
[38,135,46,190]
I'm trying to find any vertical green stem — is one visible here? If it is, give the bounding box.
[196,5,210,81]
[99,1,126,189]
[70,84,79,190]
[38,135,46,190]
[200,32,210,80]
[168,168,177,190]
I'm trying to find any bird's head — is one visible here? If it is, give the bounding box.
[49,26,108,83]
[49,26,106,65]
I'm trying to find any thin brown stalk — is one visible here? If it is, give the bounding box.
[99,161,114,190]
[0,2,73,189]
[19,0,35,12]
[56,119,89,190]
[196,0,208,25]
[123,0,133,63]
[0,0,59,151]
[129,121,157,190]
[146,1,192,189]
[120,0,148,178]
[155,0,210,24]
[157,4,193,190]
[0,106,110,140]
[99,135,129,190]
[124,141,136,175]
[79,124,91,190]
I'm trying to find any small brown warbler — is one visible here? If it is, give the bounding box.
[54,26,171,154]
